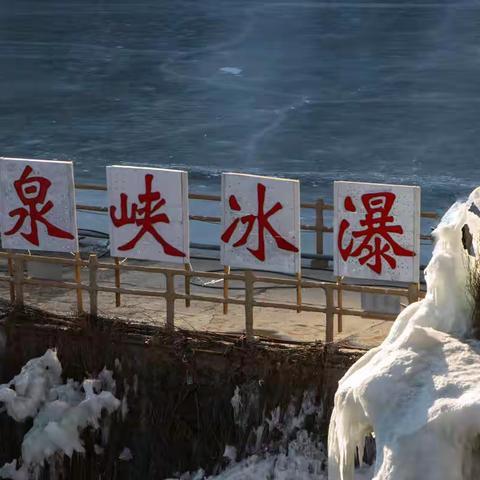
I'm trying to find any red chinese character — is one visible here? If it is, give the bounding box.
[5,165,74,246]
[110,174,185,257]
[338,192,415,274]
[221,183,299,261]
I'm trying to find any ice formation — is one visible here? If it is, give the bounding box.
[173,389,332,480]
[329,187,480,480]
[0,350,120,479]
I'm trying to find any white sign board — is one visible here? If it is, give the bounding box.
[334,181,420,283]
[221,173,300,274]
[0,157,78,252]
[107,166,189,263]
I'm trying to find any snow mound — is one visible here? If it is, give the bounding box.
[0,350,120,479]
[329,187,480,480]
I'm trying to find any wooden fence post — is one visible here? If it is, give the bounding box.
[244,270,255,341]
[223,265,230,315]
[75,252,84,314]
[325,286,334,343]
[88,254,98,317]
[408,282,419,304]
[165,272,175,331]
[13,255,24,308]
[336,276,343,333]
[184,263,191,308]
[296,272,302,313]
[114,257,121,307]
[7,252,15,304]
[315,198,325,257]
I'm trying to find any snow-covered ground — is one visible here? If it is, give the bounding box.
[329,187,480,480]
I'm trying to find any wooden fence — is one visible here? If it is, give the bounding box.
[0,251,422,344]
[75,183,440,257]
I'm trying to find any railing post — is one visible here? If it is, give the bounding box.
[75,252,84,315]
[336,276,343,333]
[184,263,191,308]
[13,255,24,308]
[223,265,230,315]
[244,270,255,340]
[408,282,419,304]
[315,198,325,257]
[165,272,175,331]
[88,254,98,317]
[325,286,334,343]
[296,271,302,313]
[114,257,122,307]
[7,252,15,304]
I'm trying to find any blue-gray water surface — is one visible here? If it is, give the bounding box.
[2,1,480,253]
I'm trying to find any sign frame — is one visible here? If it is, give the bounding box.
[106,165,190,264]
[0,157,79,253]
[333,180,421,283]
[220,172,301,274]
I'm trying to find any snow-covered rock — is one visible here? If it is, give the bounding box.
[0,350,120,479]
[329,187,480,480]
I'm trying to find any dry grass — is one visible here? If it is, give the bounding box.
[465,248,480,339]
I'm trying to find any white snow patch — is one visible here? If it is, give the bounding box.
[119,447,133,462]
[94,444,104,455]
[121,379,129,420]
[0,350,120,479]
[222,446,236,464]
[230,386,242,427]
[329,187,480,480]
[0,349,62,422]
[114,358,122,373]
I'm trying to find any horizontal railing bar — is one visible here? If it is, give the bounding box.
[175,293,245,306]
[252,275,326,288]
[253,300,326,313]
[96,285,167,297]
[95,261,246,280]
[75,205,329,233]
[190,215,220,223]
[75,184,321,210]
[339,284,408,296]
[76,183,107,191]
[73,211,435,239]
[4,253,83,266]
[421,212,439,219]
[74,184,439,220]
[251,274,409,296]
[22,278,88,290]
[189,193,221,201]
[337,307,397,321]
[77,204,108,213]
